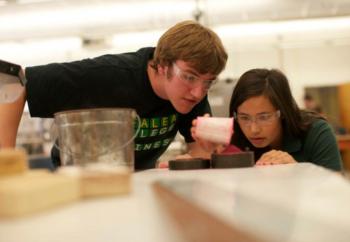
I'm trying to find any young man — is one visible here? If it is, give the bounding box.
[0,20,228,170]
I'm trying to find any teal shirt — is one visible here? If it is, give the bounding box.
[282,119,343,171]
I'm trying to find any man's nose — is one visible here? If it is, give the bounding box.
[190,85,207,99]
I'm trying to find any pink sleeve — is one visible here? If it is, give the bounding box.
[221,145,242,154]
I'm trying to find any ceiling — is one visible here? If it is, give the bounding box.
[1,0,350,41]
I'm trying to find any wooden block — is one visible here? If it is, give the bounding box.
[0,170,80,218]
[169,158,210,170]
[58,166,131,198]
[211,152,255,169]
[0,148,28,176]
[81,170,131,198]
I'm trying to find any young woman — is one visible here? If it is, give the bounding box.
[192,68,342,171]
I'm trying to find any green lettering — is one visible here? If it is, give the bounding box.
[138,129,149,138]
[162,138,171,146]
[159,127,168,135]
[170,114,177,124]
[151,118,160,128]
[140,119,149,129]
[168,123,175,131]
[153,141,161,149]
[135,144,143,151]
[150,129,159,137]
[143,143,153,150]
[161,116,169,127]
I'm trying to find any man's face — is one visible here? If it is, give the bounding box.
[163,60,216,114]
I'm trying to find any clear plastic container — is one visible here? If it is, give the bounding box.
[196,117,234,144]
[53,108,140,171]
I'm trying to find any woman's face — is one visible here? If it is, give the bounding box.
[236,95,283,149]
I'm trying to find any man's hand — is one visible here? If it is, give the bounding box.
[0,89,26,148]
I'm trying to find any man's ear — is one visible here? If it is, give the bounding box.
[158,64,168,76]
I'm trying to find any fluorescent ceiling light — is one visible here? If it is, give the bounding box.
[0,37,81,60]
[206,0,274,10]
[112,30,164,48]
[215,16,350,37]
[0,1,194,30]
[17,0,55,4]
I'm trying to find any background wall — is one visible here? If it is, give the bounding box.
[2,17,350,108]
[1,0,350,158]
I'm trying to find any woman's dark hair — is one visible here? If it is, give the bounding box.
[229,68,324,154]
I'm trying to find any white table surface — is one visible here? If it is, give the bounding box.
[1,163,349,242]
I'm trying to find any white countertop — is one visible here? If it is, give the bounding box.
[1,163,349,242]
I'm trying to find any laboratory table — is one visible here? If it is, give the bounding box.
[0,163,350,242]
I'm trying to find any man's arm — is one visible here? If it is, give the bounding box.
[0,89,26,148]
[183,142,211,159]
[156,142,211,168]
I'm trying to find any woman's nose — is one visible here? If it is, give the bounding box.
[249,121,261,133]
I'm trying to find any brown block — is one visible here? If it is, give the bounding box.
[0,170,79,218]
[0,148,28,176]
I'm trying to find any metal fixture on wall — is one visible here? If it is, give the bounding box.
[193,0,203,22]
